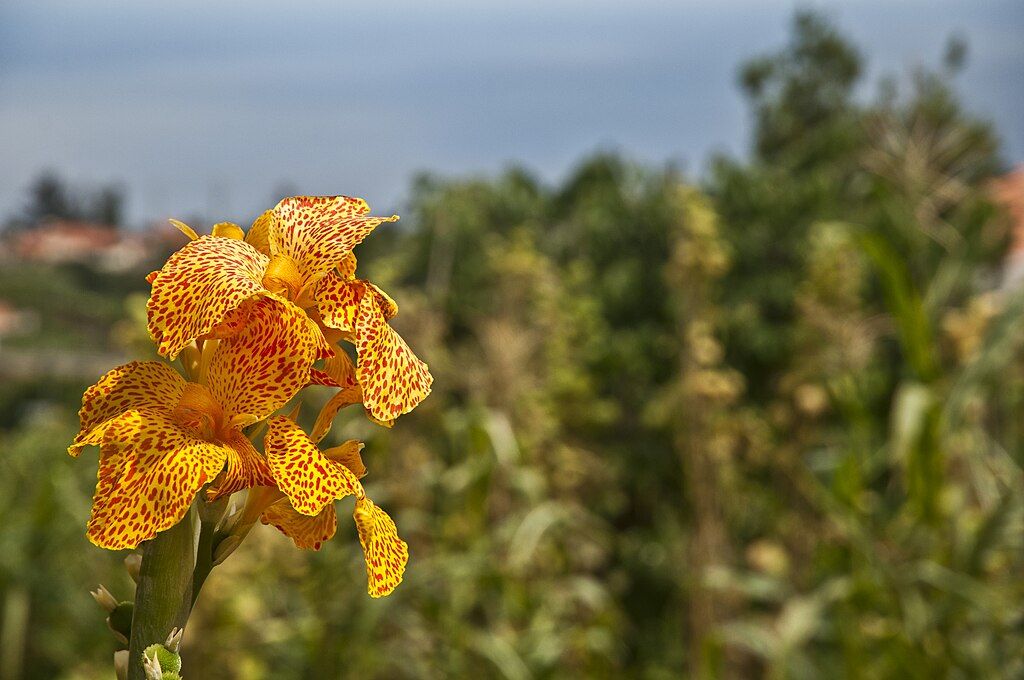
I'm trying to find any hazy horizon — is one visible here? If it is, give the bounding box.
[1,0,1021,226]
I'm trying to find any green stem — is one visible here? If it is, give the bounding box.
[127,509,197,680]
[192,496,231,606]
[191,520,218,608]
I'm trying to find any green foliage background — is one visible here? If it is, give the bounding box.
[1,13,1022,679]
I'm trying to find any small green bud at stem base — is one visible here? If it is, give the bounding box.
[107,602,134,644]
[143,644,182,674]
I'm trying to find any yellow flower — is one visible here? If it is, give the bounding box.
[69,297,321,549]
[237,417,408,597]
[147,195,432,423]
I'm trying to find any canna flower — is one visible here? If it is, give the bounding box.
[69,297,321,549]
[228,417,408,597]
[146,195,432,423]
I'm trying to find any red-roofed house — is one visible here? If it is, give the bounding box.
[7,220,147,272]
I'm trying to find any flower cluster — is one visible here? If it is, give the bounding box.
[70,196,431,597]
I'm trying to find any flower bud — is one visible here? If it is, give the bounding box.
[165,627,183,653]
[124,554,142,584]
[90,585,118,613]
[107,602,134,644]
[114,650,129,680]
[142,650,163,680]
[92,584,133,644]
[143,643,182,675]
[211,222,245,240]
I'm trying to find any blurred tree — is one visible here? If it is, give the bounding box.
[710,11,867,398]
[89,185,125,228]
[15,171,125,228]
[740,12,862,168]
[23,171,76,224]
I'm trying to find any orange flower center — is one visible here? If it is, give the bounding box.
[172,382,228,441]
[262,254,303,299]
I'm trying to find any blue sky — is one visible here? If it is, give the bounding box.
[0,0,1021,225]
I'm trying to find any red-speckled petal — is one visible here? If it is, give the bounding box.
[317,276,397,324]
[315,271,362,333]
[308,347,357,389]
[315,276,427,421]
[264,416,362,516]
[147,236,270,358]
[261,501,338,550]
[314,327,334,360]
[365,282,398,320]
[354,497,408,597]
[201,303,252,340]
[309,367,339,387]
[338,252,358,280]
[206,430,275,501]
[207,296,321,421]
[354,293,432,422]
[85,409,229,550]
[270,195,397,286]
[70,362,186,457]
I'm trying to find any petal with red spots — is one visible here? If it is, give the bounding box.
[315,272,362,333]
[308,348,357,389]
[337,251,358,280]
[207,296,321,421]
[308,367,339,387]
[354,293,433,422]
[206,430,275,501]
[270,195,397,287]
[264,416,362,516]
[70,362,186,457]
[84,409,230,550]
[200,303,252,341]
[147,236,270,358]
[261,500,338,550]
[365,281,398,320]
[354,497,408,597]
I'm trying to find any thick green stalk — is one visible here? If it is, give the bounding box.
[191,501,228,607]
[127,509,197,680]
